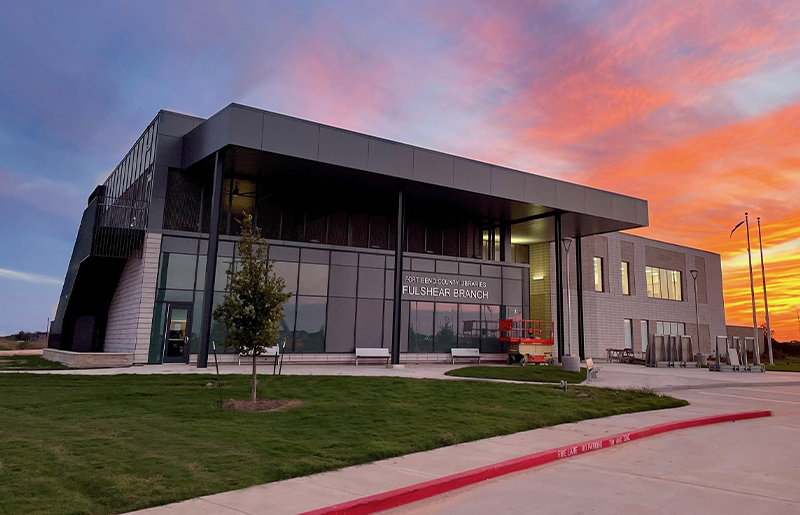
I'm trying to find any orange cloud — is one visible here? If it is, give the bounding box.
[578,102,800,340]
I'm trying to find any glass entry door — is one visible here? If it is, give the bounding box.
[163,302,192,363]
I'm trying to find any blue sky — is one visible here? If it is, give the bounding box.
[1,1,799,337]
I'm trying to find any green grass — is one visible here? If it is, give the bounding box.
[0,355,69,370]
[766,356,800,372]
[446,365,588,383]
[0,374,686,515]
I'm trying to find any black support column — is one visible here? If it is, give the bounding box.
[390,186,406,366]
[499,223,511,262]
[554,213,565,362]
[575,236,585,360]
[198,151,224,368]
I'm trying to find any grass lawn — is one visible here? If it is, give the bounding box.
[0,374,686,515]
[446,365,588,383]
[766,356,800,372]
[0,355,68,370]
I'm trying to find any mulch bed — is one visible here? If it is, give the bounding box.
[220,398,302,412]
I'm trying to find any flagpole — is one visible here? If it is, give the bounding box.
[744,213,759,367]
[757,217,773,365]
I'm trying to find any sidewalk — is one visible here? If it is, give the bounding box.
[126,397,761,515]
[16,360,800,391]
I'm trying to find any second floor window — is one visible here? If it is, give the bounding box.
[621,261,630,295]
[646,266,682,301]
[593,257,604,292]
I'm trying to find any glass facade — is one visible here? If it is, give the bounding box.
[150,235,522,358]
[646,266,682,301]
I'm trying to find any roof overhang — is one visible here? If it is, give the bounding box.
[178,103,648,241]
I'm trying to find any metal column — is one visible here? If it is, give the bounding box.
[575,236,585,360]
[499,224,511,262]
[390,187,406,365]
[198,151,224,368]
[554,213,565,362]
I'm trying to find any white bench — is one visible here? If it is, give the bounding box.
[355,347,390,366]
[451,348,481,365]
[586,358,599,382]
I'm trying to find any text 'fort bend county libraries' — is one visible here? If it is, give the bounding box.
[402,274,489,300]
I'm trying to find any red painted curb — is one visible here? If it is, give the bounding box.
[297,410,771,515]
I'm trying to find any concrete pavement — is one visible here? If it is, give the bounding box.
[12,360,800,389]
[383,385,800,515]
[124,375,798,515]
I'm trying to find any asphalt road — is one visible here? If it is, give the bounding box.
[381,385,800,515]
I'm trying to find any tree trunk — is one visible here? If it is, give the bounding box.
[251,352,258,402]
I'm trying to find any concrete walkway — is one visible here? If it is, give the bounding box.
[384,385,800,515]
[15,360,800,390]
[125,373,795,515]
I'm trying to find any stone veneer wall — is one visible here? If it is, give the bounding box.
[104,233,162,363]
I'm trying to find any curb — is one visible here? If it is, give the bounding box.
[298,410,771,515]
[656,381,800,391]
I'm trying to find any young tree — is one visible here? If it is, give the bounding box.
[213,214,292,402]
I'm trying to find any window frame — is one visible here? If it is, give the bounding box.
[645,266,683,301]
[593,257,604,292]
[621,261,630,296]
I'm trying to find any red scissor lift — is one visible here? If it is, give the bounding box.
[500,319,555,366]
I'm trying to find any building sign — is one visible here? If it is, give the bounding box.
[401,273,501,304]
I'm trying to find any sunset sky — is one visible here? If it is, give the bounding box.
[1,1,798,339]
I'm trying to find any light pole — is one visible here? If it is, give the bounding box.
[562,237,573,357]
[690,269,702,361]
[744,213,760,367]
[561,237,579,371]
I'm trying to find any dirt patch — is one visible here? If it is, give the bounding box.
[220,398,302,412]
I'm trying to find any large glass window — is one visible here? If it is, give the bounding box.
[328,212,349,246]
[646,266,683,301]
[458,304,481,348]
[481,305,501,352]
[279,297,297,349]
[621,261,630,295]
[426,225,442,255]
[305,209,328,244]
[641,320,649,352]
[293,297,326,353]
[655,321,686,336]
[409,301,434,352]
[228,179,256,236]
[298,263,329,296]
[158,253,197,290]
[624,319,633,349]
[369,215,388,250]
[350,213,369,248]
[214,257,233,292]
[272,261,299,295]
[593,257,604,292]
[434,303,457,352]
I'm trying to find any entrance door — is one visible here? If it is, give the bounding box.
[163,303,193,363]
